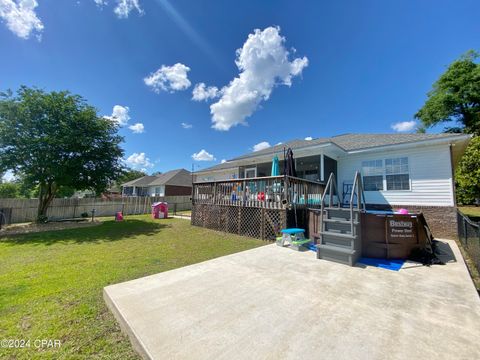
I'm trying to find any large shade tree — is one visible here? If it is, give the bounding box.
[0,87,125,220]
[415,51,480,205]
[415,50,479,134]
[456,136,480,204]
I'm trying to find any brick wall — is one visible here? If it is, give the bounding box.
[367,204,457,239]
[165,185,192,196]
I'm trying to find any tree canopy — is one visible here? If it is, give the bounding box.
[0,86,125,219]
[415,50,480,134]
[118,169,147,184]
[456,136,480,204]
[0,182,19,198]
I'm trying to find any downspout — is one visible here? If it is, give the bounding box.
[449,143,457,207]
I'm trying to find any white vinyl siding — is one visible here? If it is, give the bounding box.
[337,144,454,206]
[194,168,239,182]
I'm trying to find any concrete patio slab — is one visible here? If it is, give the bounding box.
[104,240,480,360]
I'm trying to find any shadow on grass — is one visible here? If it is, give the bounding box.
[0,219,168,246]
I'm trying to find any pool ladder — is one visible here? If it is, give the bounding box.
[317,172,366,266]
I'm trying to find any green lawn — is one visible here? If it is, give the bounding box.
[458,206,480,218]
[0,216,265,359]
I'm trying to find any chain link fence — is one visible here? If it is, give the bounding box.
[457,210,480,273]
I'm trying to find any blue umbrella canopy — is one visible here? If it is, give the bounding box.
[271,155,280,176]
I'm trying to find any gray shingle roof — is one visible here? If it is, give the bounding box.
[197,133,467,173]
[122,169,192,187]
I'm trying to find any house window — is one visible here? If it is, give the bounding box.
[385,157,410,190]
[362,160,384,191]
[244,167,257,178]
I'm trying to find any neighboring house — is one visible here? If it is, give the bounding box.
[122,169,192,197]
[194,133,472,238]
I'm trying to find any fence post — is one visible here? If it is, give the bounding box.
[464,217,468,246]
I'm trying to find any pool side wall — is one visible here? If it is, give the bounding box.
[366,204,457,239]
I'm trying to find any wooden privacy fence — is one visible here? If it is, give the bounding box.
[0,196,192,224]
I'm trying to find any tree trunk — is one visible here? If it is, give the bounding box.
[37,181,57,222]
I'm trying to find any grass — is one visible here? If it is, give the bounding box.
[0,215,265,359]
[458,206,480,218]
[173,209,191,216]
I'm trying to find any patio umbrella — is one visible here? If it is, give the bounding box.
[284,148,297,177]
[271,155,280,176]
[284,147,298,227]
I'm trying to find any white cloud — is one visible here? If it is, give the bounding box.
[125,152,153,168]
[114,0,143,19]
[94,0,107,6]
[192,149,215,161]
[391,120,416,132]
[144,63,191,93]
[221,159,227,164]
[192,82,219,101]
[305,136,313,141]
[103,105,130,126]
[0,0,43,39]
[129,123,144,133]
[252,141,271,152]
[210,26,308,131]
[181,122,193,129]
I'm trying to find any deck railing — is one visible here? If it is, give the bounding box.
[193,176,325,210]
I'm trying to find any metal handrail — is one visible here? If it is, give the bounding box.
[349,171,366,235]
[320,173,342,236]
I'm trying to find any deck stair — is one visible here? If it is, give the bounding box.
[317,171,366,266]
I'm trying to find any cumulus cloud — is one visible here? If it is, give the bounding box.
[144,63,191,93]
[125,152,153,168]
[210,26,308,131]
[103,105,130,126]
[221,159,227,164]
[192,149,215,161]
[129,123,144,133]
[192,82,220,101]
[114,0,143,18]
[252,141,271,152]
[305,136,313,141]
[0,0,43,39]
[181,122,193,129]
[94,0,107,6]
[391,120,416,132]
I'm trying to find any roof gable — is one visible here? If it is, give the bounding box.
[122,169,192,187]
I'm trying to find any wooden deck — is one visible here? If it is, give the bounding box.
[191,176,325,240]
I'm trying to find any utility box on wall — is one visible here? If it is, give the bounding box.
[152,202,168,219]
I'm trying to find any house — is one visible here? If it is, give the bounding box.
[122,169,192,197]
[193,133,472,239]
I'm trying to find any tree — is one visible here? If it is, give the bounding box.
[118,169,147,184]
[456,136,480,205]
[415,50,480,135]
[0,182,19,198]
[0,87,125,220]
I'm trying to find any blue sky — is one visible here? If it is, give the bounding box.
[0,0,479,174]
